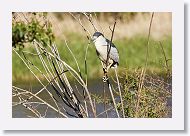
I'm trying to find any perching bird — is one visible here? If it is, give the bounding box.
[92,32,119,73]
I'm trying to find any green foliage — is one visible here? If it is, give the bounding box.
[122,70,171,118]
[12,32,172,83]
[115,36,172,72]
[12,13,172,118]
[12,15,54,50]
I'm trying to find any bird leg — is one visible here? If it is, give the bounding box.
[103,61,116,82]
[101,61,109,82]
[106,63,113,72]
[101,61,107,73]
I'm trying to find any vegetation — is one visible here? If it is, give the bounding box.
[12,33,171,83]
[12,12,172,118]
[54,12,143,22]
[12,14,54,49]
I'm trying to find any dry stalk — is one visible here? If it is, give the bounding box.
[135,12,154,117]
[35,43,96,117]
[13,86,68,117]
[114,68,125,118]
[107,78,120,117]
[13,48,62,114]
[103,81,108,117]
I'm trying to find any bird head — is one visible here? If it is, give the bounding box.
[92,32,104,42]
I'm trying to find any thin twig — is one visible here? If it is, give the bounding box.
[13,86,68,118]
[106,18,117,67]
[114,68,125,118]
[103,81,108,117]
[135,12,154,117]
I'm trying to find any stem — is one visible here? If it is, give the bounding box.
[105,74,120,118]
[114,68,125,118]
[103,81,108,117]
[135,12,154,117]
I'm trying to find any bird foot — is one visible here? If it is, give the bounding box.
[102,75,108,82]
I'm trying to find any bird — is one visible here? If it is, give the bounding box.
[92,32,119,73]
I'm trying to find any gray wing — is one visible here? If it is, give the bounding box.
[106,39,119,64]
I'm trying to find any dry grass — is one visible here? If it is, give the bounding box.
[48,12,171,41]
[12,12,172,118]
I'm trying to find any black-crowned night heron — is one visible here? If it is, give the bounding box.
[92,32,119,73]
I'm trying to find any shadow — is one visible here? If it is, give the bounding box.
[2,130,187,135]
[184,2,189,133]
[4,6,188,135]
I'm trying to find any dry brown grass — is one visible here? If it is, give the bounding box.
[47,12,171,41]
[13,12,172,41]
[12,12,172,118]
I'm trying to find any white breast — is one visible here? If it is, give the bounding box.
[94,36,108,61]
[94,35,119,65]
